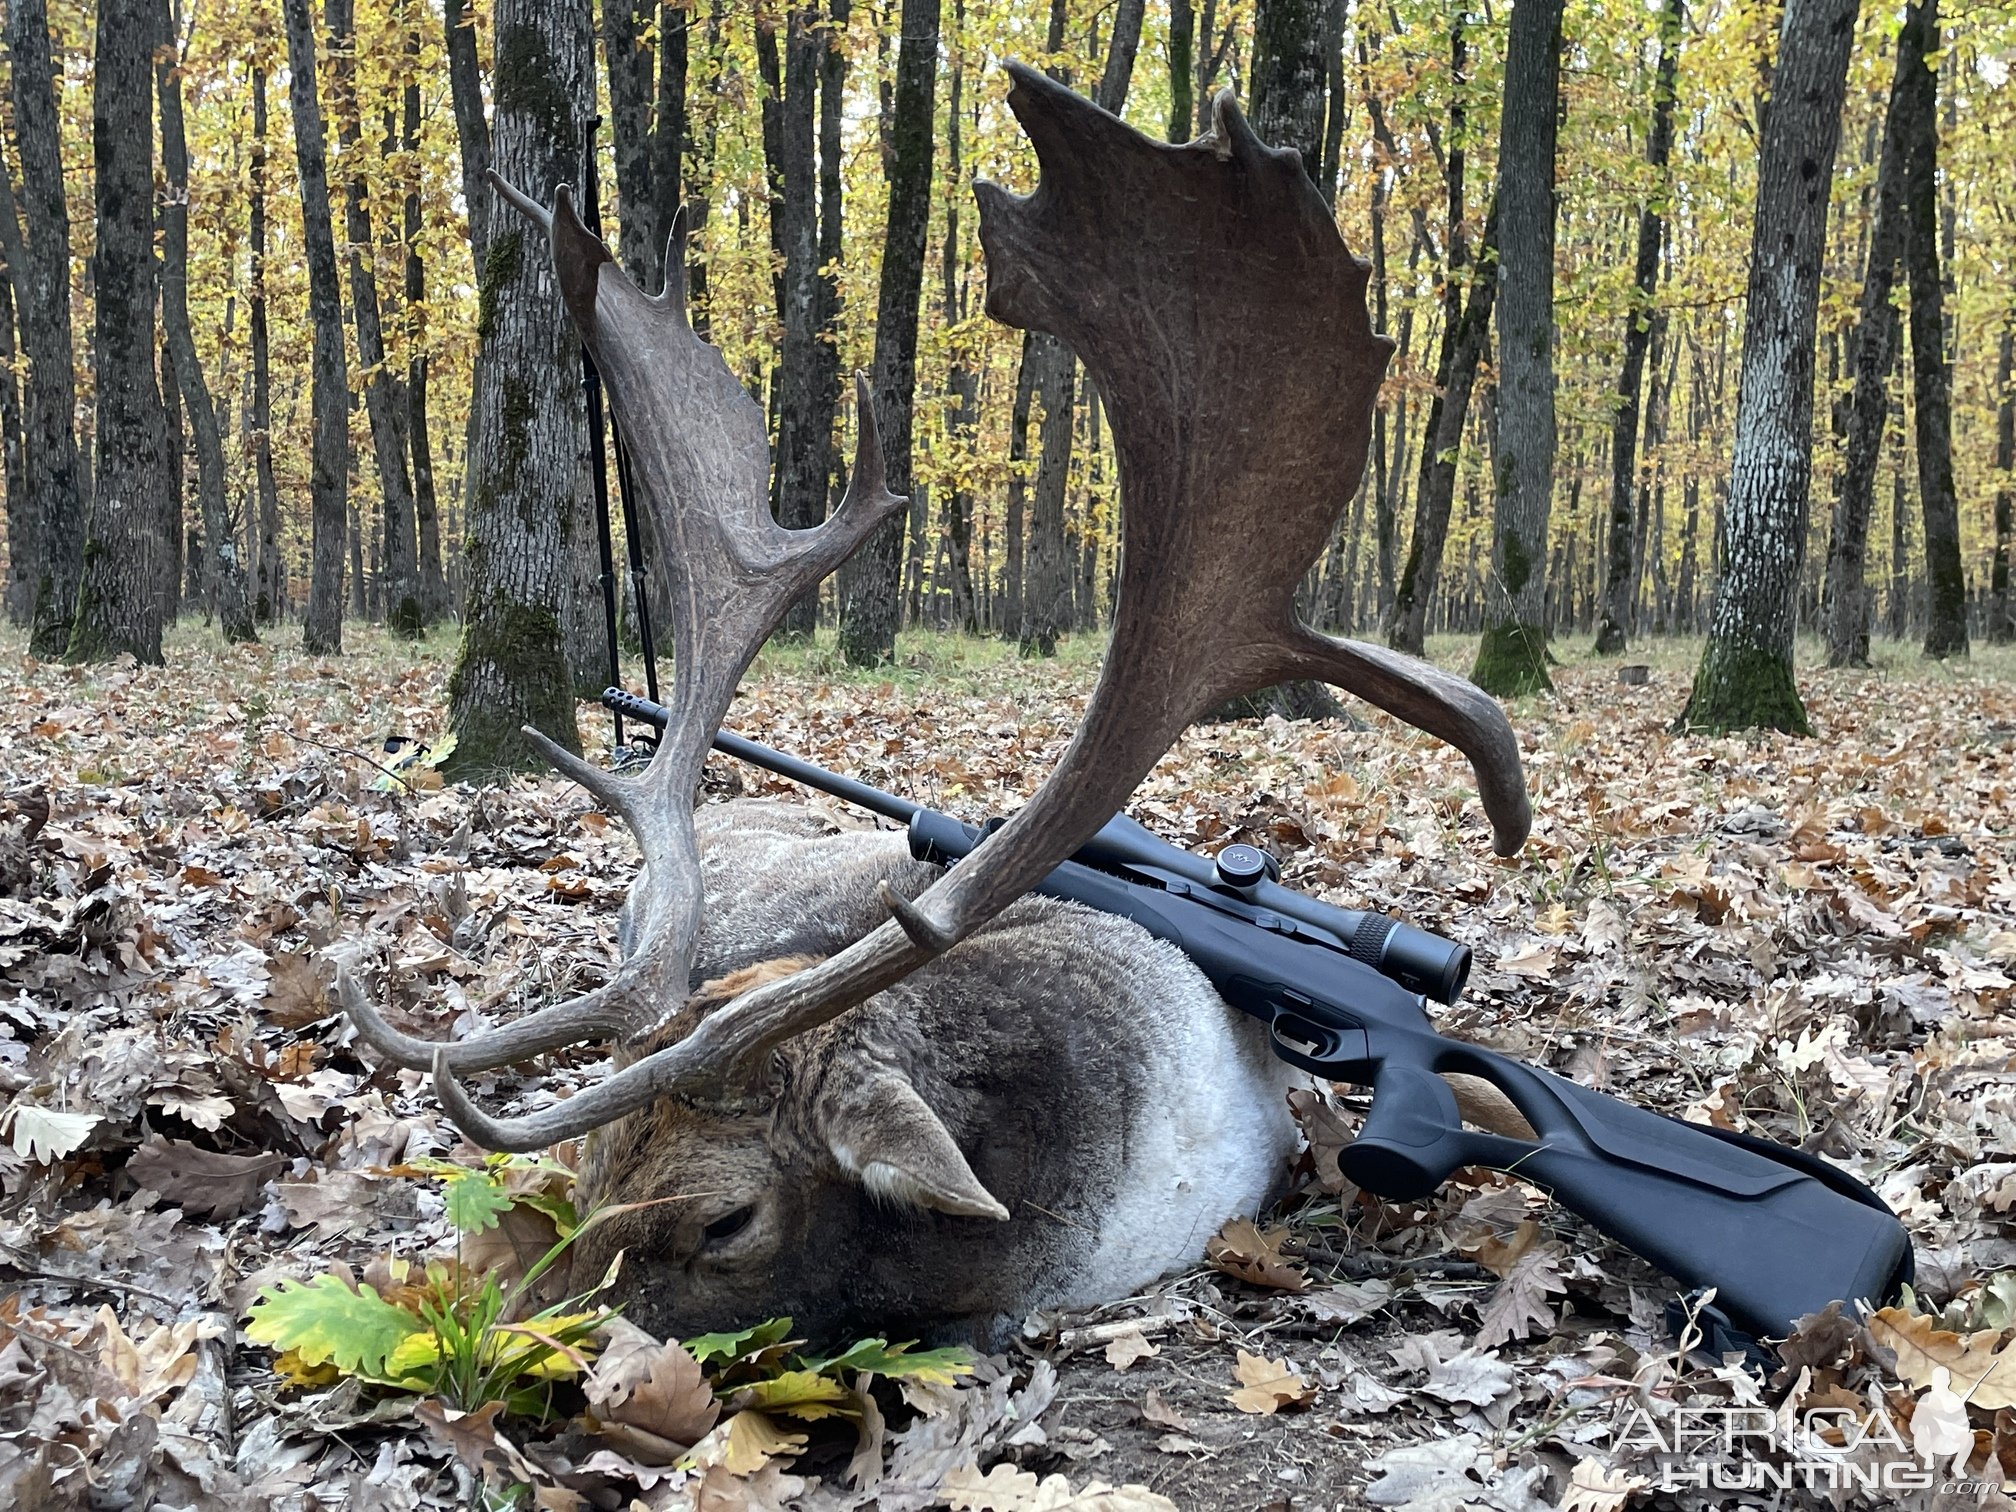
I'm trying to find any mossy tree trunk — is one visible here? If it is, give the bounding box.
[283,0,350,655]
[1471,0,1561,698]
[7,0,87,658]
[1677,0,1858,736]
[772,3,826,636]
[68,0,168,666]
[157,0,255,645]
[444,0,594,779]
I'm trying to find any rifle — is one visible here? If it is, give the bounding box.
[605,687,1912,1354]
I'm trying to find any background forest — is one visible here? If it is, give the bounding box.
[0,0,2013,761]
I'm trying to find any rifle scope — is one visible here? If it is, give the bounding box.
[601,688,1471,1005]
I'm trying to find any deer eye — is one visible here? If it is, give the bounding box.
[701,1206,755,1246]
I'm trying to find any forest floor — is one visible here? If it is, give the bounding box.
[4,622,2016,1511]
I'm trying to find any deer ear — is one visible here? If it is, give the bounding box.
[817,1072,1010,1221]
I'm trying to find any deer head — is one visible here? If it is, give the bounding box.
[340,67,1529,1172]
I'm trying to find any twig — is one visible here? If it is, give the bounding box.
[289,733,417,792]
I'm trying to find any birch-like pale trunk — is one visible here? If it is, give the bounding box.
[1678,0,1860,734]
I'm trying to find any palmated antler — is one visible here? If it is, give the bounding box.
[390,67,1531,1153]
[340,176,905,1076]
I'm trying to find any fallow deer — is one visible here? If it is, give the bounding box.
[339,66,1533,1344]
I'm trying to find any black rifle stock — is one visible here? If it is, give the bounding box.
[606,688,1912,1349]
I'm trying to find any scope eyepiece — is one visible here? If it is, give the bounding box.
[1372,923,1472,1006]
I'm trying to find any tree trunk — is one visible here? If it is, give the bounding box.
[604,0,657,280]
[444,0,594,776]
[1390,205,1499,659]
[284,0,350,655]
[326,0,421,637]
[772,3,824,634]
[157,0,254,644]
[939,0,977,632]
[69,0,167,664]
[445,0,493,272]
[1389,13,1487,658]
[836,0,937,666]
[1019,336,1077,656]
[1990,318,2014,645]
[1017,0,1144,659]
[402,18,448,624]
[1678,0,1858,735]
[7,0,87,657]
[1167,0,1194,143]
[1471,0,1561,697]
[249,60,286,623]
[1594,0,1680,656]
[1001,332,1034,642]
[157,338,185,625]
[1249,0,1325,170]
[1824,4,1917,668]
[0,159,33,624]
[1900,0,1964,661]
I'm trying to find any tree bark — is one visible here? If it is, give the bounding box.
[1390,203,1499,659]
[772,4,824,634]
[326,0,421,637]
[157,0,255,644]
[69,0,168,664]
[7,0,88,657]
[284,0,350,655]
[403,14,449,623]
[1900,0,1964,661]
[1678,0,1859,734]
[939,0,978,631]
[249,60,286,623]
[1167,0,1195,143]
[445,0,493,272]
[1389,12,1489,658]
[1249,0,1325,171]
[1990,318,2014,645]
[1015,0,1145,659]
[1471,0,1561,697]
[1823,0,1915,668]
[0,154,32,623]
[1001,331,1035,642]
[604,0,657,280]
[1594,0,1680,656]
[836,0,937,666]
[444,0,594,775]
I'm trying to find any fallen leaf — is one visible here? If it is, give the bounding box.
[1556,1459,1651,1512]
[1102,1327,1159,1373]
[1205,1217,1309,1293]
[1227,1349,1315,1414]
[940,1462,1179,1511]
[1868,1306,2016,1409]
[124,1136,284,1219]
[2,1102,100,1163]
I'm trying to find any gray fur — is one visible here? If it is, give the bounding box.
[574,799,1301,1346]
